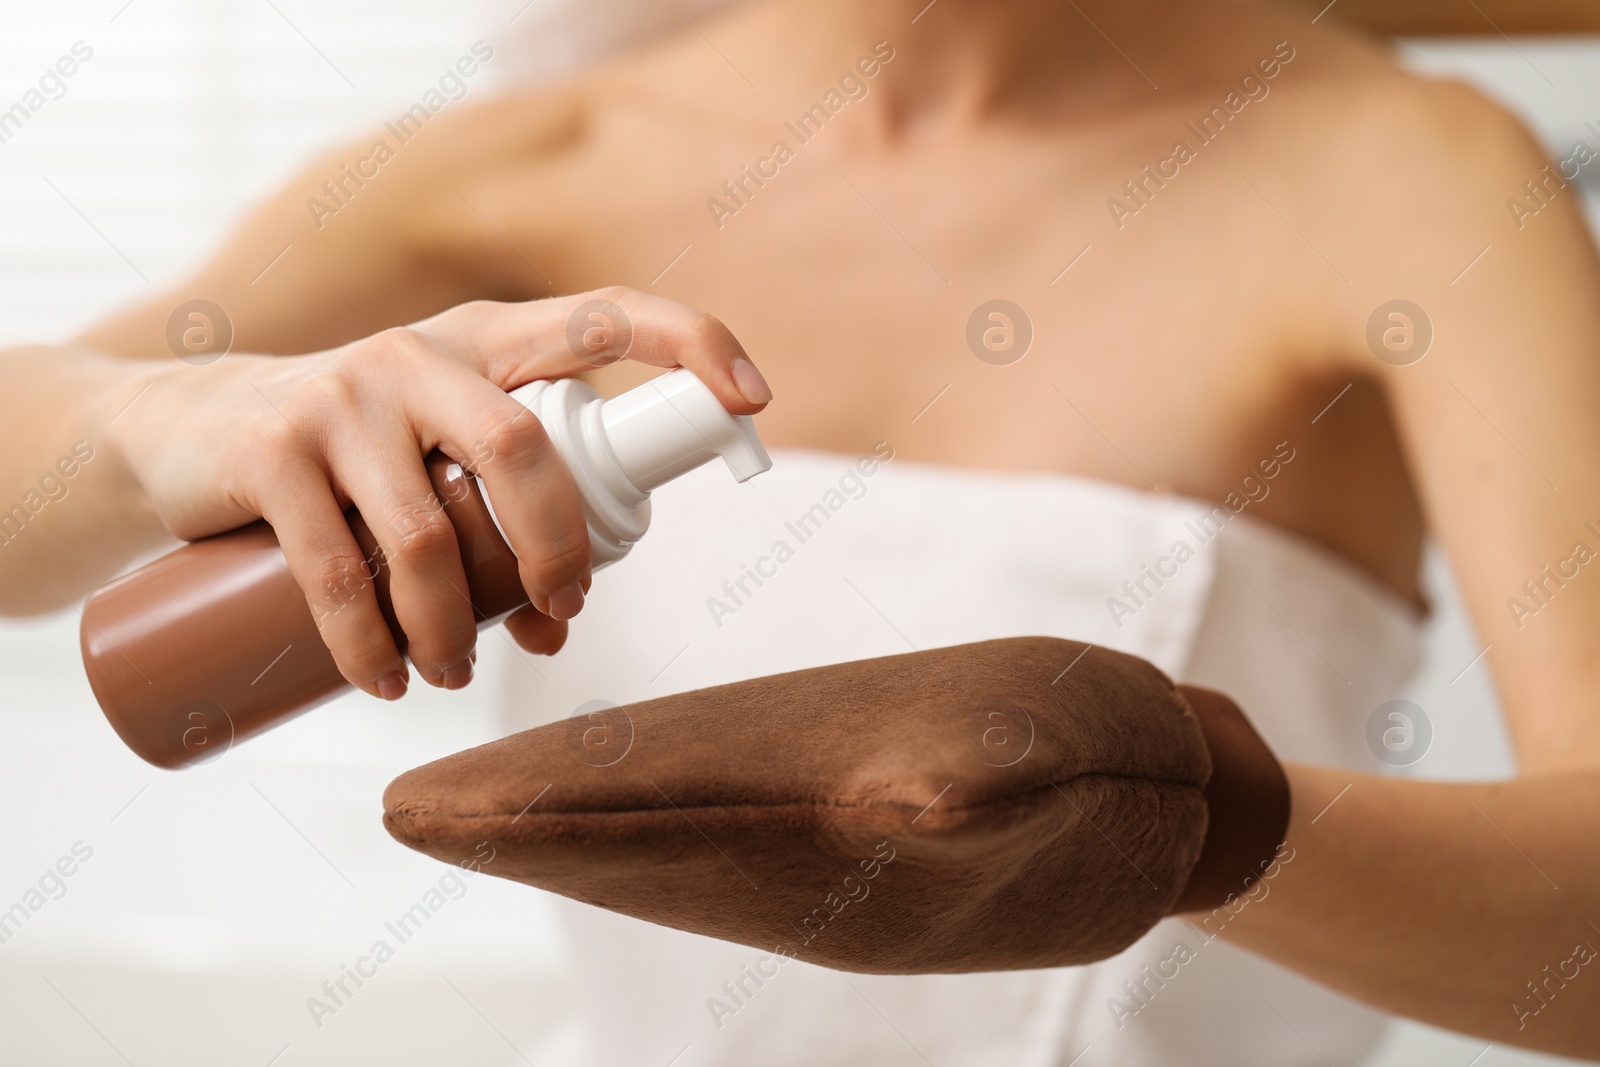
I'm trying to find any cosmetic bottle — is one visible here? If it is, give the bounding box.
[81,369,770,768]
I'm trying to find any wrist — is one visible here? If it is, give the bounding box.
[91,351,210,544]
[1169,684,1292,914]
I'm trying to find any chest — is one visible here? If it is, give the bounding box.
[463,112,1333,485]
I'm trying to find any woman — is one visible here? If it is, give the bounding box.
[3,0,1598,1062]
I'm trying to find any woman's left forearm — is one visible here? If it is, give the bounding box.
[1214,763,1600,1058]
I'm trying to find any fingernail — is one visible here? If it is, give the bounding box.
[377,670,408,701]
[442,659,474,690]
[547,581,585,621]
[730,356,772,405]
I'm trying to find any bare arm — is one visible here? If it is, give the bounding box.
[1215,83,1600,1057]
[0,346,176,613]
[1233,766,1600,1050]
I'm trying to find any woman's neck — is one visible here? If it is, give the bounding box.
[753,0,1205,129]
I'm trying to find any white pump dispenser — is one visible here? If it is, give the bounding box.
[481,368,771,567]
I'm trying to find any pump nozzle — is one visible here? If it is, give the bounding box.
[490,368,771,569]
[599,368,772,491]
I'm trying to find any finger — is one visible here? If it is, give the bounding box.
[415,288,772,417]
[400,361,592,621]
[249,450,409,700]
[503,605,568,656]
[324,422,479,689]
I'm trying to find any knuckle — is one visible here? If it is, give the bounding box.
[382,502,457,568]
[454,298,500,318]
[429,299,499,338]
[476,408,549,469]
[325,327,434,385]
[364,326,433,366]
[245,413,305,458]
[282,367,358,427]
[309,548,375,610]
[524,527,591,586]
[592,284,638,306]
[685,311,737,353]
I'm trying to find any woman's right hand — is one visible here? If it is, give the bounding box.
[104,289,772,700]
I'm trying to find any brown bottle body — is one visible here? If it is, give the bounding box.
[81,453,525,768]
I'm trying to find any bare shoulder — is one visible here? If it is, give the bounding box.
[396,26,719,184]
[311,77,607,298]
[405,81,593,170]
[1342,71,1544,182]
[1259,45,1561,233]
[207,72,598,276]
[306,80,594,219]
[1214,29,1592,312]
[1246,45,1600,380]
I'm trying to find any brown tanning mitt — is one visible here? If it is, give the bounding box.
[383,637,1288,973]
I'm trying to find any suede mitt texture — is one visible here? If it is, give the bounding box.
[383,636,1288,973]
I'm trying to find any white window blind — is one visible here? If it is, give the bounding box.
[0,0,479,346]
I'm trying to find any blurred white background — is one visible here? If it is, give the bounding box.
[0,2,1597,1064]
